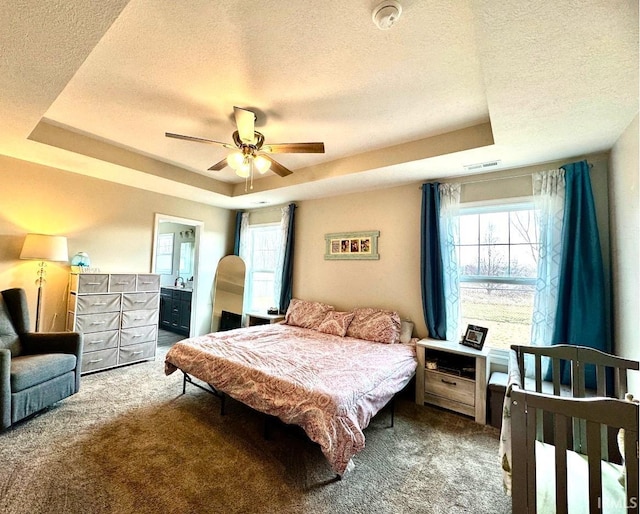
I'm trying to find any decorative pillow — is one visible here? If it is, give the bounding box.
[345,307,401,344]
[317,311,356,337]
[399,320,414,344]
[284,298,334,330]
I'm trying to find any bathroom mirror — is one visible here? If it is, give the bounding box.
[211,255,246,332]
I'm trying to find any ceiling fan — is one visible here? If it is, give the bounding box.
[166,107,325,188]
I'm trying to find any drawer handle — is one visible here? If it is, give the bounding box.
[86,282,102,285]
[132,334,142,338]
[115,281,130,285]
[140,281,154,284]
[134,300,146,303]
[91,321,107,325]
[441,378,457,386]
[131,351,144,355]
[92,302,107,306]
[134,317,145,321]
[89,340,104,344]
[89,358,103,363]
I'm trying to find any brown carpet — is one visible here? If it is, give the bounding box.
[0,347,511,513]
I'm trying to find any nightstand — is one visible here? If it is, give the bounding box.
[415,338,490,424]
[246,312,285,327]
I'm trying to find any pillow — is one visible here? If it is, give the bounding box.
[399,320,414,344]
[345,307,401,344]
[317,311,355,337]
[284,298,334,330]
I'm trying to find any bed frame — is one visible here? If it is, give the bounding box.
[508,344,639,514]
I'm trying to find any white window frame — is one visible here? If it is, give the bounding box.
[245,223,281,313]
[155,233,174,275]
[456,200,539,356]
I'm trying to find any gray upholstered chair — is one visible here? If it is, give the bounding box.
[0,288,83,430]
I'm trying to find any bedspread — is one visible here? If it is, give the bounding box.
[164,323,417,475]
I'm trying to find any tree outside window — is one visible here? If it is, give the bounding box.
[456,205,539,350]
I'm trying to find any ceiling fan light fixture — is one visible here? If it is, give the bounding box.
[254,154,271,174]
[227,150,244,170]
[236,161,251,178]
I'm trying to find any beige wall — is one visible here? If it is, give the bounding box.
[609,113,639,394]
[295,183,425,334]
[294,153,612,342]
[0,155,233,335]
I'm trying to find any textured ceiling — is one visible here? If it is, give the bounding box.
[2,1,638,209]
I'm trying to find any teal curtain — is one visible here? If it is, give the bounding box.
[420,183,447,339]
[553,160,608,388]
[232,211,243,256]
[278,203,296,313]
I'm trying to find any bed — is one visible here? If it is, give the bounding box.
[164,300,417,476]
[500,344,639,513]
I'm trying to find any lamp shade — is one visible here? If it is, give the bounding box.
[20,234,69,262]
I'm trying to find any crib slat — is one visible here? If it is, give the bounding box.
[510,391,528,514]
[586,420,603,513]
[554,413,569,514]
[616,367,628,399]
[527,401,538,512]
[535,354,542,393]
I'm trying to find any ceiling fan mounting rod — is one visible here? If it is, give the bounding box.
[232,130,264,151]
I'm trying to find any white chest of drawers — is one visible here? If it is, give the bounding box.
[66,273,160,374]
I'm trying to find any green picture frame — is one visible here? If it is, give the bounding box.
[324,231,380,260]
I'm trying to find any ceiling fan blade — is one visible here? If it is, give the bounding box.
[208,158,228,171]
[263,142,325,154]
[165,132,234,148]
[262,155,292,177]
[233,107,256,144]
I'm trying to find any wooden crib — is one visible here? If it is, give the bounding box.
[505,344,639,513]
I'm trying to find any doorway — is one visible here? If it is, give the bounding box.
[151,213,203,338]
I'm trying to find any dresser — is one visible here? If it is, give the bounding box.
[66,273,160,374]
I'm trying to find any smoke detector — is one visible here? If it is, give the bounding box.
[372,1,402,30]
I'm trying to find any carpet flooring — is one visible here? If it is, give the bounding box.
[0,347,511,514]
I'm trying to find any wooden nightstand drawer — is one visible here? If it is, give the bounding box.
[425,370,475,406]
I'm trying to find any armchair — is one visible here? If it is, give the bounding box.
[0,288,83,430]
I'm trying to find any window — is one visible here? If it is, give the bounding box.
[456,203,539,350]
[245,224,281,312]
[155,233,174,275]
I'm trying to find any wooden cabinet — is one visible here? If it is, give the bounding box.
[415,338,490,424]
[67,273,160,374]
[159,287,191,336]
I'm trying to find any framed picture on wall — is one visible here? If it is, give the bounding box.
[460,324,488,350]
[324,231,380,260]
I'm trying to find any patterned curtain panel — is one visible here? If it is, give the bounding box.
[531,169,565,349]
[420,183,460,341]
[274,204,291,310]
[439,183,461,341]
[278,203,296,314]
[238,212,250,325]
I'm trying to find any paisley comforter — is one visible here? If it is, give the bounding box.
[164,323,417,475]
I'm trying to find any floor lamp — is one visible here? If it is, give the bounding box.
[20,234,69,332]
